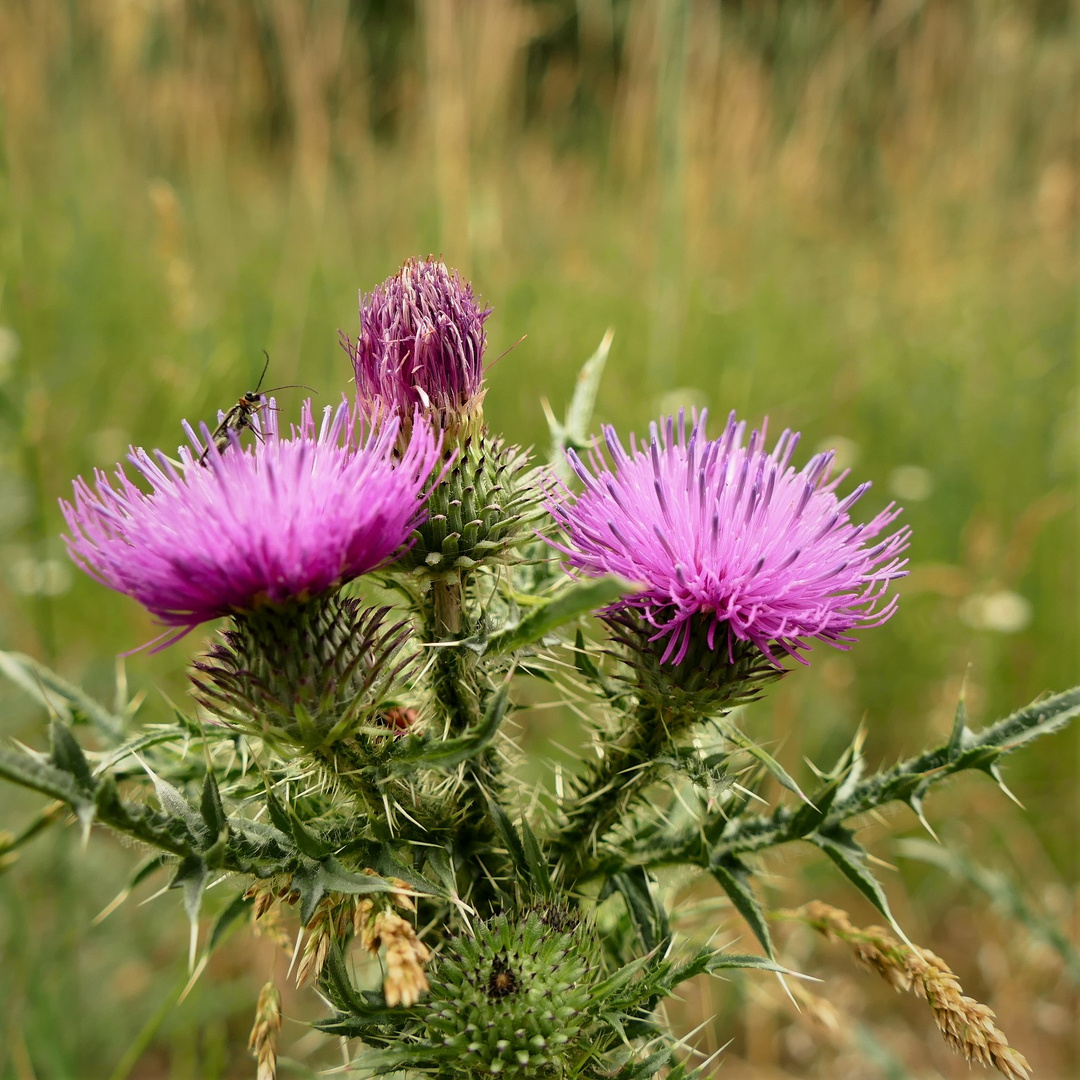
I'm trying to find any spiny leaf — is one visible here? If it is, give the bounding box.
[314,858,403,898]
[573,627,603,679]
[0,744,87,806]
[669,948,808,987]
[518,814,555,898]
[811,827,910,945]
[372,846,443,898]
[262,783,294,838]
[710,856,776,959]
[0,650,123,740]
[787,771,844,839]
[395,678,510,770]
[287,808,334,860]
[207,890,252,952]
[49,721,93,790]
[137,758,204,838]
[97,729,187,773]
[171,852,209,931]
[703,952,809,975]
[199,770,227,837]
[612,869,670,953]
[725,727,811,806]
[322,938,375,1017]
[481,576,634,656]
[565,329,614,447]
[488,800,529,879]
[610,1047,672,1080]
[545,328,614,475]
[948,678,969,753]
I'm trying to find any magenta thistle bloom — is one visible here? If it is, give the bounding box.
[345,257,491,434]
[61,400,441,640]
[547,411,910,666]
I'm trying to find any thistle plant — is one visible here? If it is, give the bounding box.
[0,257,1075,1079]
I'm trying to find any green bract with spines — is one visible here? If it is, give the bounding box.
[398,438,540,576]
[191,596,415,751]
[424,909,596,1079]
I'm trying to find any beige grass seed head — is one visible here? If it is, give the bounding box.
[792,901,1031,1080]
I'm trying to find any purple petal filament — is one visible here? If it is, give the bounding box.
[547,410,911,667]
[347,257,491,423]
[61,399,441,637]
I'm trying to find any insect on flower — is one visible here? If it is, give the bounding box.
[199,351,315,464]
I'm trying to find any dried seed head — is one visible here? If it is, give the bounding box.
[354,898,376,945]
[376,910,431,1008]
[295,897,346,988]
[248,981,282,1080]
[793,902,1031,1080]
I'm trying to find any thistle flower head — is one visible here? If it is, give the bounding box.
[347,257,491,439]
[547,410,910,667]
[61,399,440,640]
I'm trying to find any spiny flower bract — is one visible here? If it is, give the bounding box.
[346,256,491,434]
[61,399,441,637]
[547,410,910,666]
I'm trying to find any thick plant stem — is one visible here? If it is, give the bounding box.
[425,580,506,913]
[550,702,671,885]
[432,578,463,638]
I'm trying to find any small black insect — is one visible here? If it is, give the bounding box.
[199,352,313,464]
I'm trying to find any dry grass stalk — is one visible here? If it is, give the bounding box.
[295,896,352,988]
[354,900,431,1007]
[243,878,293,950]
[375,910,431,1007]
[791,901,1031,1080]
[248,980,282,1080]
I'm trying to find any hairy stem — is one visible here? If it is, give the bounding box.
[549,701,670,885]
[425,581,506,912]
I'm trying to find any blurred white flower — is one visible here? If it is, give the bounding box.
[958,590,1032,634]
[6,550,73,597]
[815,435,859,471]
[889,465,934,502]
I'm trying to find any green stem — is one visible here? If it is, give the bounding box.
[549,702,669,885]
[425,579,506,912]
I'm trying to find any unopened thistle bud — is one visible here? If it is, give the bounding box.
[347,257,491,443]
[423,908,596,1079]
[396,437,540,577]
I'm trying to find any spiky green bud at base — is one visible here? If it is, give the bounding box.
[192,596,414,751]
[397,438,539,577]
[608,611,784,723]
[423,909,597,1079]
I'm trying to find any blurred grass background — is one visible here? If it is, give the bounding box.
[0,1,1076,1077]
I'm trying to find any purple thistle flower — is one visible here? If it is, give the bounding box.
[61,399,441,642]
[345,257,491,435]
[546,410,910,667]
